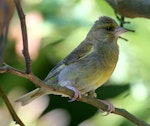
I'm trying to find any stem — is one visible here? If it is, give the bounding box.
[0,86,25,126]
[14,0,31,74]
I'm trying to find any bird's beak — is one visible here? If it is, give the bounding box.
[114,26,127,38]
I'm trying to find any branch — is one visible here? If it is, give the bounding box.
[0,64,150,126]
[14,0,31,74]
[0,86,25,126]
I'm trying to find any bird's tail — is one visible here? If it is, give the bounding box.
[15,88,45,106]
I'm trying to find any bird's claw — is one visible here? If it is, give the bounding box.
[65,85,81,102]
[99,100,115,115]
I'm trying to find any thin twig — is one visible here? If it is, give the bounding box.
[0,64,149,126]
[0,86,25,126]
[119,36,128,41]
[14,0,31,74]
[115,108,150,126]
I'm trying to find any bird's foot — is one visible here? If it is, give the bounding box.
[98,100,115,115]
[115,13,135,32]
[115,13,130,26]
[65,85,81,102]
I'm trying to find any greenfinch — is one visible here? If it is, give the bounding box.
[16,16,127,113]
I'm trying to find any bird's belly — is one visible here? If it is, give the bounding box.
[58,61,115,94]
[76,69,113,94]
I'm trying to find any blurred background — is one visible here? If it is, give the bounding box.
[0,0,150,126]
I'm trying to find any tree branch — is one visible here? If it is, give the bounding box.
[14,0,31,74]
[0,86,25,126]
[0,64,150,126]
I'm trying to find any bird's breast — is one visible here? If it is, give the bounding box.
[58,44,119,93]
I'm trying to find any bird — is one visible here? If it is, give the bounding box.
[106,0,150,19]
[16,16,127,113]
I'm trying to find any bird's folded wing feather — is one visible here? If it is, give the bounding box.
[44,42,93,81]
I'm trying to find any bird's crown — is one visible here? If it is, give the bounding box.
[95,16,118,30]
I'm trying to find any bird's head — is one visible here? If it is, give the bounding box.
[87,16,127,42]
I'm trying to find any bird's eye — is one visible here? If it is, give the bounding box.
[106,26,112,31]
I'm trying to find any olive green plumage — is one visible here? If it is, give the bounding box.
[16,16,126,105]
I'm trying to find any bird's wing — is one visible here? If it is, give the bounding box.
[44,42,93,81]
[62,42,93,65]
